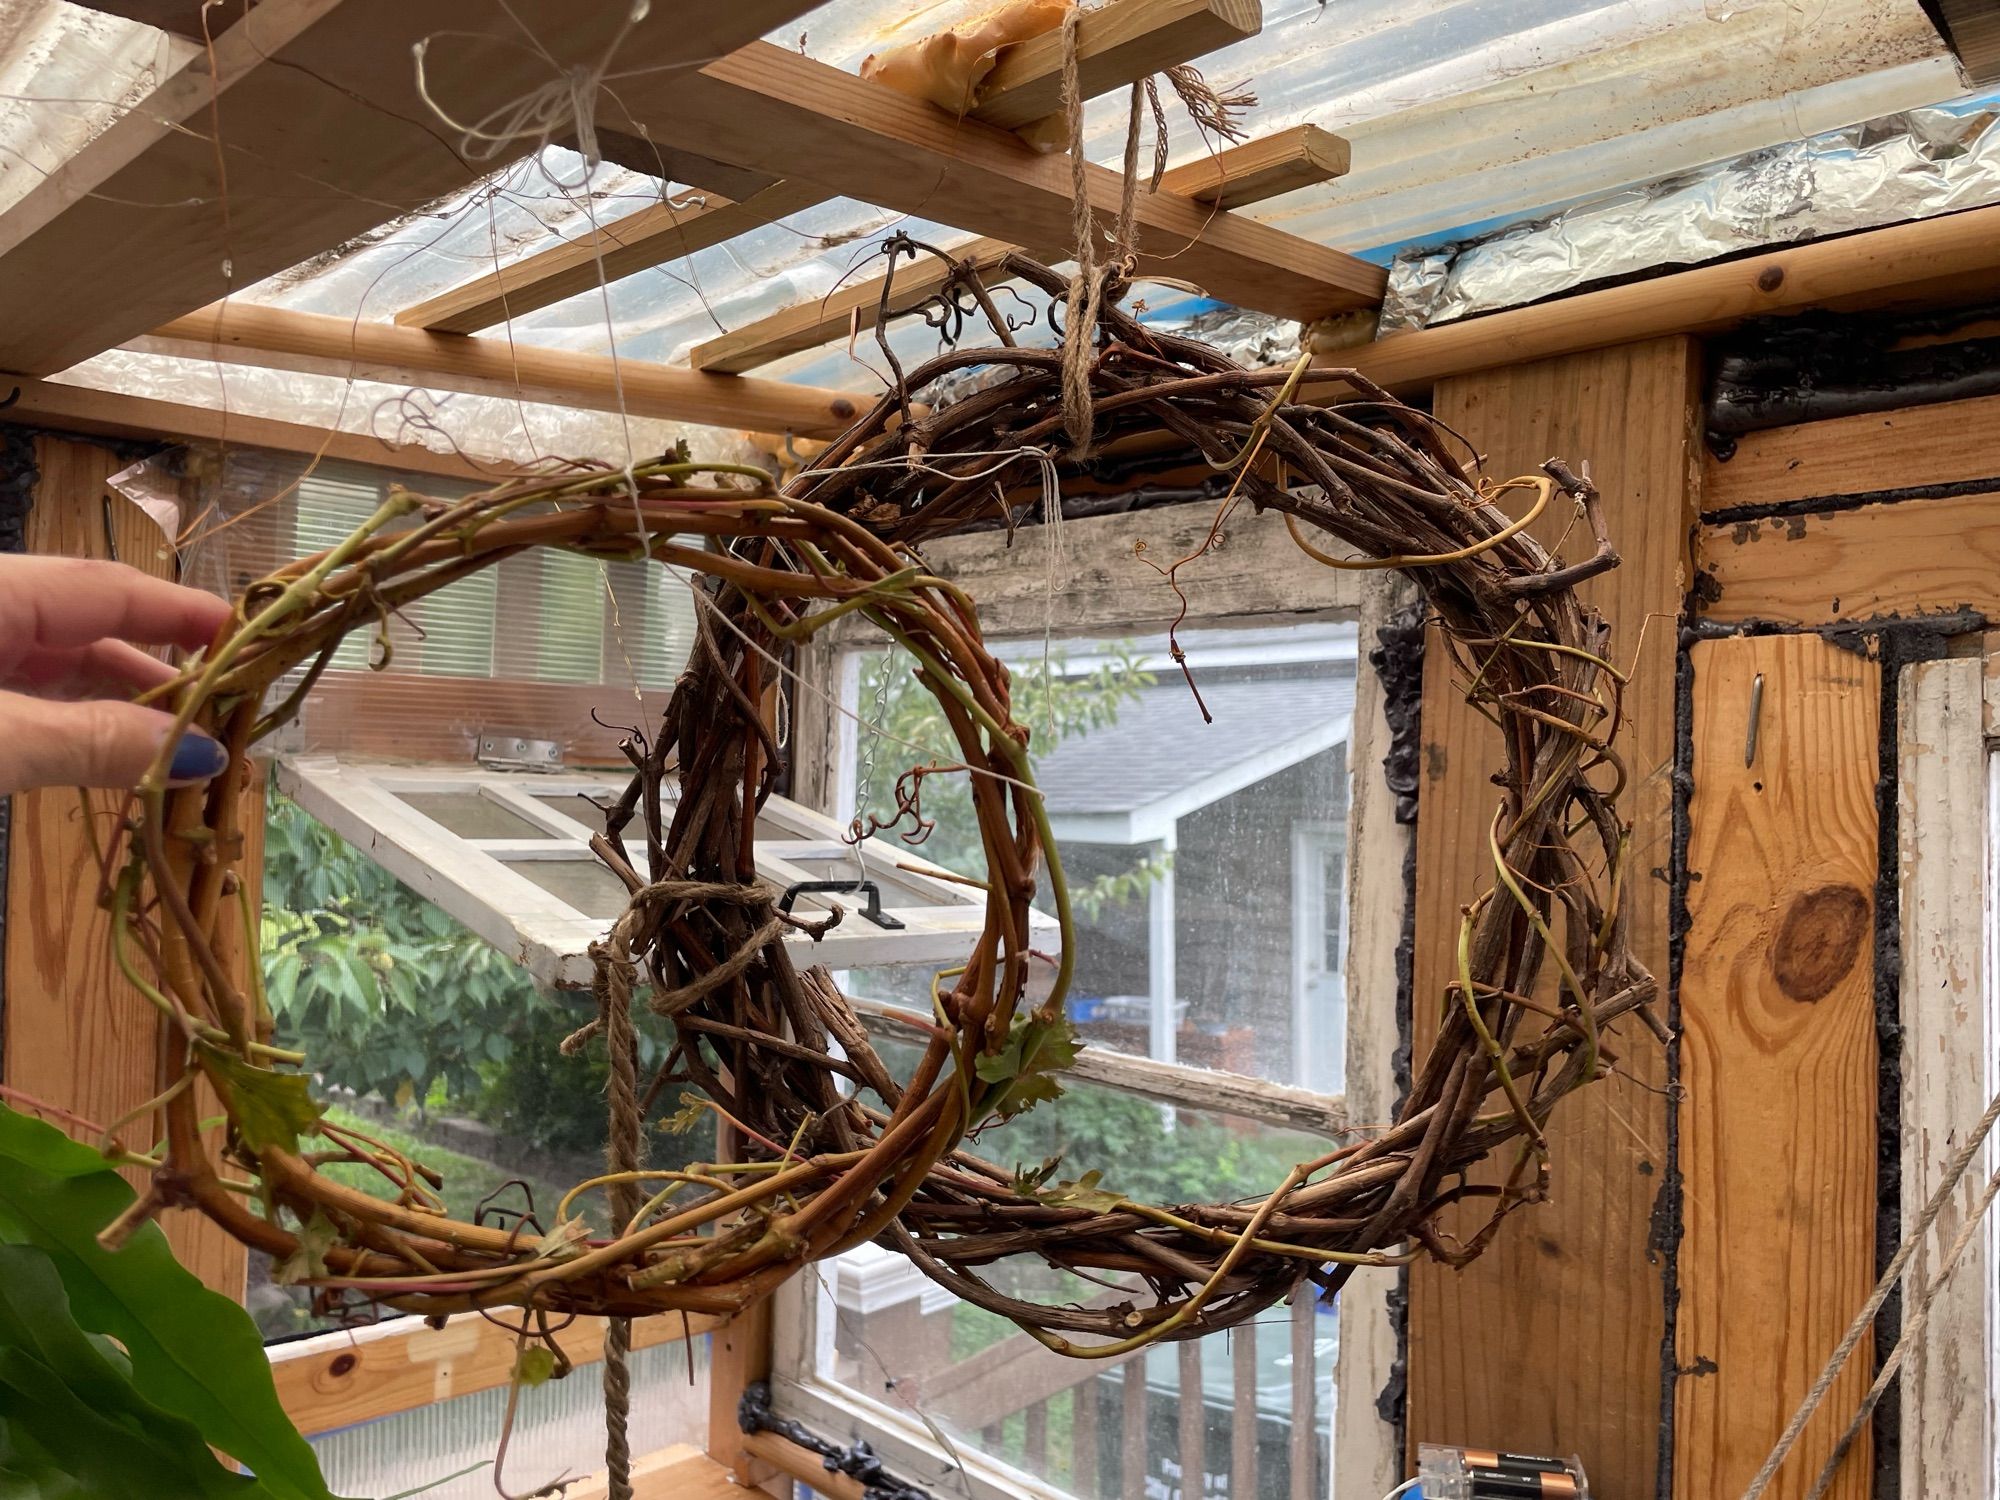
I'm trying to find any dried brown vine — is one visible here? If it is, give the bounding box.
[108,251,1656,1362]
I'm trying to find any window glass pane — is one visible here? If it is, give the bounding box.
[816,1061,1338,1500]
[293,472,387,672]
[505,857,639,918]
[399,790,551,840]
[286,471,693,691]
[846,621,1356,1090]
[256,791,713,1340]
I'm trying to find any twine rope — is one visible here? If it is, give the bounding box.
[592,909,648,1500]
[1741,1079,2000,1499]
[1055,19,1243,457]
[1801,1157,2000,1498]
[1058,7,1142,457]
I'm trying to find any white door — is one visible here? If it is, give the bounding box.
[1292,822,1347,1096]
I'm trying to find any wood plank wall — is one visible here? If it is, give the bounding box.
[1408,338,1701,1497]
[3,434,249,1296]
[1675,634,1880,1500]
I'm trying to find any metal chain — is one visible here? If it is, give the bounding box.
[850,650,893,885]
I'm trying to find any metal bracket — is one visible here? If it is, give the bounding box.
[477,734,562,771]
[776,878,905,930]
[738,1381,936,1500]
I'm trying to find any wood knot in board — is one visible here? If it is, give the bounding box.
[1769,882,1869,1002]
[1756,265,1785,292]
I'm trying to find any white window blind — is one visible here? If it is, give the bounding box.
[287,465,695,690]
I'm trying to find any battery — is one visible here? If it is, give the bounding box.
[1412,1442,1591,1499]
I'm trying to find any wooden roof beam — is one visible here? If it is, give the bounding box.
[692,125,1350,374]
[0,377,510,483]
[0,0,827,376]
[138,303,866,438]
[397,0,1263,336]
[627,42,1378,326]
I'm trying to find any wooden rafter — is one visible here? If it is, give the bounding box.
[396,0,1264,336]
[611,42,1379,325]
[691,125,1350,374]
[0,377,510,482]
[130,198,2000,445]
[0,0,826,376]
[393,180,835,338]
[139,303,866,438]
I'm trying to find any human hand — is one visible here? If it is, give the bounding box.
[0,555,233,794]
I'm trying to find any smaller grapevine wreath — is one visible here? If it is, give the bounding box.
[103,251,1659,1358]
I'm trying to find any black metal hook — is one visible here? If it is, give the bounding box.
[775,878,904,930]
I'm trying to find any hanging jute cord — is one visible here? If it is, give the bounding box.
[1055,11,1242,457]
[593,908,647,1500]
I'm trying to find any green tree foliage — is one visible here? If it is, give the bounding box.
[260,793,691,1188]
[262,789,559,1110]
[854,643,1169,911]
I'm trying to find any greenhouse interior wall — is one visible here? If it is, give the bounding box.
[3,2,2000,1499]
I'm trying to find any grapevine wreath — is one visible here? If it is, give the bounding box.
[106,251,1658,1366]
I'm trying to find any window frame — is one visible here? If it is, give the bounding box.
[1896,652,2000,1498]
[273,758,1049,990]
[771,498,1416,1500]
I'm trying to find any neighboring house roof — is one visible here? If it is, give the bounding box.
[1033,672,1356,845]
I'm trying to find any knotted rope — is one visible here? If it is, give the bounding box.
[578,874,837,1495]
[590,909,648,1500]
[1055,11,1248,456]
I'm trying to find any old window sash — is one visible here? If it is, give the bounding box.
[771,499,1415,1500]
[1897,652,2000,1499]
[274,759,1052,990]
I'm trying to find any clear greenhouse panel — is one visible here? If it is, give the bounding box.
[4,0,1976,467]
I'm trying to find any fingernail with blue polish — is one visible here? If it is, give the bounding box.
[167,732,228,784]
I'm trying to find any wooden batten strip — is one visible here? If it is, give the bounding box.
[1897,653,1996,1499]
[691,125,1351,375]
[1331,202,2000,399]
[972,0,1261,134]
[1703,392,2000,515]
[1675,633,1879,1500]
[398,0,1263,336]
[1697,490,2000,627]
[397,180,831,337]
[651,41,1377,325]
[270,1309,723,1436]
[1168,124,1352,209]
[141,302,866,439]
[742,1431,866,1500]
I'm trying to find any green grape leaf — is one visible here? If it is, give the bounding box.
[0,1104,344,1500]
[1010,1155,1063,1196]
[512,1346,558,1388]
[973,1013,1081,1123]
[200,1047,324,1156]
[662,1092,709,1136]
[272,1211,337,1287]
[1036,1169,1126,1213]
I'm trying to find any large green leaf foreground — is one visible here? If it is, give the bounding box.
[0,1103,343,1500]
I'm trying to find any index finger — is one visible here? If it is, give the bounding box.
[0,556,231,657]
